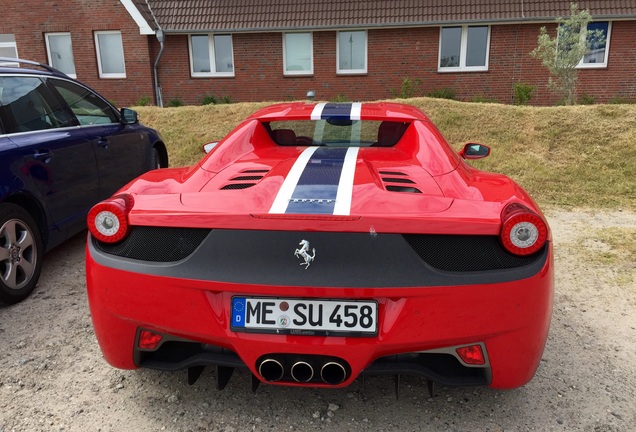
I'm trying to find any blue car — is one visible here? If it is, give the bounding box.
[0,58,168,304]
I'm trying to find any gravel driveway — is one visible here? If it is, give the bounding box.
[1,209,634,432]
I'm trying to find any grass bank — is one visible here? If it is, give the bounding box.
[135,98,636,209]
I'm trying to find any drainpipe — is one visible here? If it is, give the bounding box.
[153,29,165,107]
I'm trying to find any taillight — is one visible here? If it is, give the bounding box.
[87,194,134,243]
[500,203,548,256]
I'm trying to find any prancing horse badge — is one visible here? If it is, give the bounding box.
[294,240,316,269]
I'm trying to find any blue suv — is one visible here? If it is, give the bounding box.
[0,58,168,304]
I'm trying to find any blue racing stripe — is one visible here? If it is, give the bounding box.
[320,103,353,120]
[286,147,348,214]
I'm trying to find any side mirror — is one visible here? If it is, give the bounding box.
[459,143,490,159]
[203,141,219,154]
[120,108,139,125]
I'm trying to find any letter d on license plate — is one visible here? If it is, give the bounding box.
[231,297,377,337]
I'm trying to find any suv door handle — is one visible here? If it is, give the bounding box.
[33,150,52,163]
[96,138,109,149]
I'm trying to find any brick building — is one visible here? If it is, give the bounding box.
[2,1,635,106]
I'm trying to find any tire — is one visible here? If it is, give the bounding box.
[150,147,161,170]
[0,204,43,304]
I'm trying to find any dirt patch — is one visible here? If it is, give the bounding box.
[1,209,634,431]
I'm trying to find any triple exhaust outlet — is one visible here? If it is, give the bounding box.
[258,356,348,385]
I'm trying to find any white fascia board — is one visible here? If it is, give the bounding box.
[120,0,155,35]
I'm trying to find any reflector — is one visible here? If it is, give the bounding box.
[138,329,163,349]
[456,344,486,365]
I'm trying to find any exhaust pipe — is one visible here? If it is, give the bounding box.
[320,361,347,385]
[258,358,284,382]
[291,361,314,383]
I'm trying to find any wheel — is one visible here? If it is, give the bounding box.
[150,147,161,170]
[0,204,43,304]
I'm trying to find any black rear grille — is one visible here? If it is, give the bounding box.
[403,234,544,272]
[94,227,211,262]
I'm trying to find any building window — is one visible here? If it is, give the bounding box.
[45,33,76,78]
[283,33,313,75]
[438,25,490,72]
[337,31,367,74]
[189,34,234,77]
[0,34,19,66]
[94,31,126,78]
[578,21,611,68]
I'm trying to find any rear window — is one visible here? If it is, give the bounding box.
[267,119,409,147]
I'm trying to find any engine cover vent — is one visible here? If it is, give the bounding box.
[379,170,422,194]
[220,169,270,190]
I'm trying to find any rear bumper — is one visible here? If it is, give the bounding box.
[86,237,553,389]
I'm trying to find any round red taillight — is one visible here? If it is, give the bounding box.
[500,204,548,256]
[87,194,134,243]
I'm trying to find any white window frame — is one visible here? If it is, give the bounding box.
[438,25,491,73]
[0,35,19,67]
[45,32,76,78]
[94,31,126,79]
[336,30,368,75]
[577,21,612,69]
[283,32,314,76]
[188,34,235,78]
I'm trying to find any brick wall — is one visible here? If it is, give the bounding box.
[5,2,633,107]
[1,0,154,107]
[156,22,636,106]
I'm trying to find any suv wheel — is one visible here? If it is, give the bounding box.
[0,204,43,304]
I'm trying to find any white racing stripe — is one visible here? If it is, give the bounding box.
[350,102,362,120]
[269,147,320,214]
[310,103,327,120]
[333,147,360,215]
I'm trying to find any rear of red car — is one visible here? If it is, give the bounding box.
[85,102,553,391]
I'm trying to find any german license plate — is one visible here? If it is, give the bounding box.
[231,297,377,336]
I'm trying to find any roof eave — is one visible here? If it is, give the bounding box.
[159,15,636,34]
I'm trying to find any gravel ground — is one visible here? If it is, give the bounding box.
[1,209,634,432]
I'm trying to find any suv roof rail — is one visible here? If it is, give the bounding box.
[0,57,68,77]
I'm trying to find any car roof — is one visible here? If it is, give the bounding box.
[247,102,431,122]
[0,58,68,78]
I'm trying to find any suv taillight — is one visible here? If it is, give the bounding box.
[500,203,548,256]
[87,194,134,243]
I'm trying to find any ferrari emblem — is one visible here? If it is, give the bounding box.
[294,240,316,269]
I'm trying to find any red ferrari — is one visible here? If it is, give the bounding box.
[86,102,553,394]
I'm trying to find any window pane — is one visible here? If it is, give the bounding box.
[47,34,76,76]
[285,33,312,72]
[191,35,211,73]
[440,27,461,68]
[339,31,366,71]
[466,26,488,67]
[50,79,117,125]
[213,35,233,73]
[97,32,125,75]
[0,77,69,132]
[0,46,17,59]
[583,22,608,64]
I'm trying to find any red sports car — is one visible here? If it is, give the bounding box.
[86,102,553,394]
